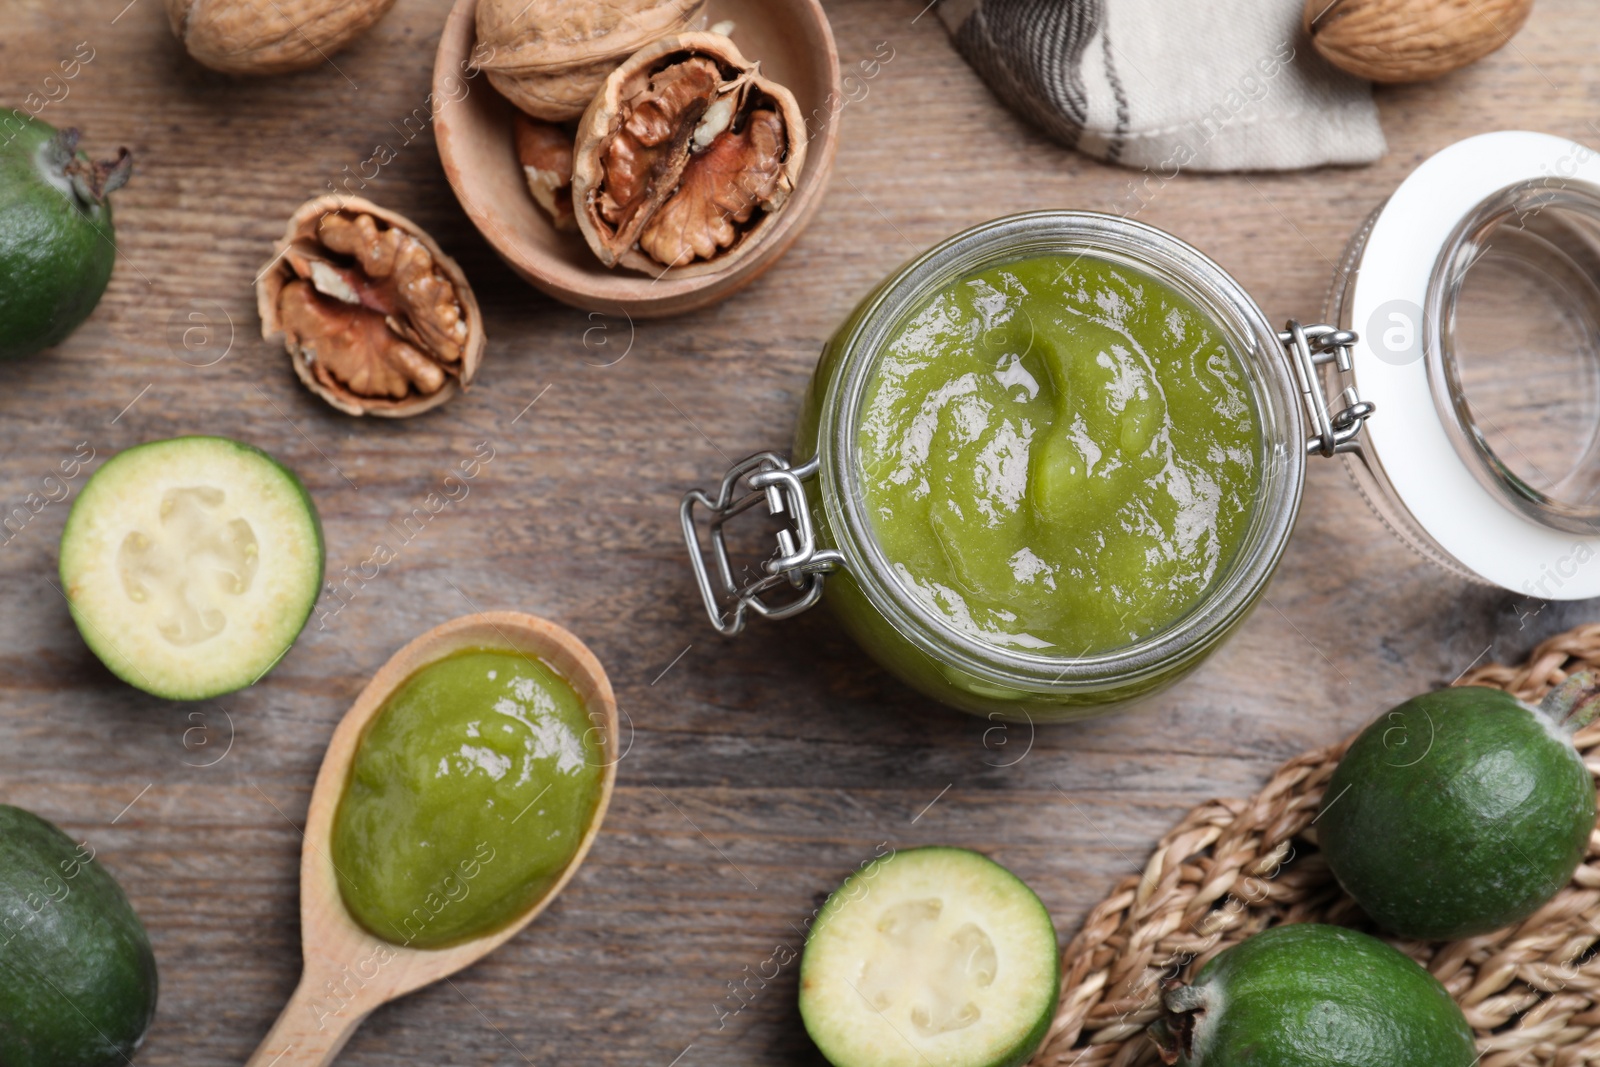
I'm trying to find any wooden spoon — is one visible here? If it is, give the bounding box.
[245,612,618,1066]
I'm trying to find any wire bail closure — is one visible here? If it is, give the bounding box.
[680,452,842,636]
[1283,320,1374,458]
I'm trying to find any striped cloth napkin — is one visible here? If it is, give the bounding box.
[937,0,1386,172]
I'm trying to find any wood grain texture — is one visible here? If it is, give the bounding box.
[0,1,1597,1064]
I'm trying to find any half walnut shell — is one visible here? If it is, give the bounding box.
[571,32,807,279]
[257,196,485,418]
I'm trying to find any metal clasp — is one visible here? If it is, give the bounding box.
[1281,321,1375,458]
[680,452,843,636]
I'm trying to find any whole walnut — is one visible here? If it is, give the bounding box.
[166,0,397,75]
[474,0,706,121]
[1305,0,1533,84]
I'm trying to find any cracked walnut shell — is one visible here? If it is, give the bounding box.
[474,0,705,121]
[257,196,485,418]
[571,32,807,279]
[165,0,397,75]
[1305,0,1532,84]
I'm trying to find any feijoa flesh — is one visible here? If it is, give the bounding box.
[59,436,325,700]
[799,847,1059,1067]
[0,804,158,1067]
[1319,677,1598,940]
[1149,923,1475,1067]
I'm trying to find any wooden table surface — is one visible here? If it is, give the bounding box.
[2,1,1598,1063]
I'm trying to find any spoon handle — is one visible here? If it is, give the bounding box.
[246,972,370,1067]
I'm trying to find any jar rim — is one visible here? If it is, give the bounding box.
[1427,178,1600,535]
[815,211,1307,692]
[1325,131,1600,600]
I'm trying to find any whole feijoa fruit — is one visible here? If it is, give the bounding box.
[0,804,159,1066]
[1149,924,1475,1067]
[0,111,130,359]
[1319,675,1598,941]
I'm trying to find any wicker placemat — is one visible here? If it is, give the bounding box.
[1029,622,1600,1067]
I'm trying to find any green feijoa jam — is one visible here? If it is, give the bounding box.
[0,804,158,1067]
[1319,678,1598,941]
[331,649,605,949]
[857,254,1260,655]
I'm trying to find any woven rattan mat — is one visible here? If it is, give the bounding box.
[1028,622,1600,1067]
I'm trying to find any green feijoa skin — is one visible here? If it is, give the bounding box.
[0,805,159,1067]
[0,110,131,359]
[1318,675,1599,941]
[1148,924,1475,1067]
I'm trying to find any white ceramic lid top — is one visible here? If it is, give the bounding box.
[1351,130,1600,600]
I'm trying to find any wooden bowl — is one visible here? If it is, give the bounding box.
[432,0,840,318]
[245,612,617,1066]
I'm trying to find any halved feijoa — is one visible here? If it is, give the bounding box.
[799,847,1059,1067]
[60,436,324,700]
[1319,677,1598,940]
[1149,924,1476,1067]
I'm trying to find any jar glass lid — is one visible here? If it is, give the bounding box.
[1430,180,1600,532]
[1345,131,1600,598]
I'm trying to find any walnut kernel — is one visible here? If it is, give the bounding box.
[257,196,484,418]
[571,32,807,278]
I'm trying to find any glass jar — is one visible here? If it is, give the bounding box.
[1323,130,1600,600]
[683,131,1600,720]
[682,212,1369,721]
